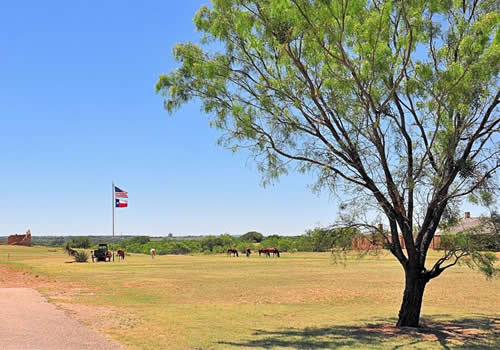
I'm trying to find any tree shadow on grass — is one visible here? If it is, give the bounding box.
[218,315,499,349]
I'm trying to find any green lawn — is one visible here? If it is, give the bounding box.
[1,246,498,349]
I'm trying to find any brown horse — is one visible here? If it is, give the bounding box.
[64,244,77,257]
[105,250,113,262]
[259,247,280,257]
[245,248,251,257]
[227,248,239,257]
[116,249,125,261]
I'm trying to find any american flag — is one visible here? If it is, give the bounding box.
[114,186,128,198]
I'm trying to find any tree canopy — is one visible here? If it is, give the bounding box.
[240,231,265,242]
[157,0,499,327]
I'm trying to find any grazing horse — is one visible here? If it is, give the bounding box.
[227,248,239,257]
[268,247,280,257]
[65,245,77,257]
[272,248,280,257]
[150,248,156,259]
[116,249,125,261]
[259,247,280,257]
[245,248,251,257]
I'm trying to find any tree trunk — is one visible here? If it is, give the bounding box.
[396,269,428,327]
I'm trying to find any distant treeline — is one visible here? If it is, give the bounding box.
[108,229,358,255]
[0,235,139,247]
[7,228,358,254]
[28,236,136,247]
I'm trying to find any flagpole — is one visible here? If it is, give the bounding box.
[112,182,115,237]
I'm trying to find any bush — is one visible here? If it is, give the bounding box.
[213,246,225,254]
[294,234,313,251]
[260,237,280,249]
[73,250,89,263]
[71,237,91,249]
[201,234,235,252]
[237,241,249,252]
[277,238,294,252]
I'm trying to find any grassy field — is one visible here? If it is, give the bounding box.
[0,246,498,349]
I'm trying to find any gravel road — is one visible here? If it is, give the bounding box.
[0,288,123,350]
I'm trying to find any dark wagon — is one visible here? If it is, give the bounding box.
[91,243,113,262]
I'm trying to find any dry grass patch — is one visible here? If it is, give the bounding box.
[1,246,499,349]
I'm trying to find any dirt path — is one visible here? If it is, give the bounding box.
[0,288,123,350]
[0,266,123,350]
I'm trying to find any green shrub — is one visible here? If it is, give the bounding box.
[294,234,313,251]
[236,242,249,252]
[213,246,225,254]
[71,237,91,249]
[73,251,89,263]
[277,238,294,252]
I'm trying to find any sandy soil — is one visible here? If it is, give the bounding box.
[0,266,123,350]
[0,265,57,288]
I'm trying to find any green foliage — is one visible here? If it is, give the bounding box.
[200,234,236,252]
[439,231,499,278]
[491,211,500,235]
[157,5,500,326]
[294,234,313,252]
[31,236,66,247]
[464,251,498,278]
[240,231,264,242]
[439,202,461,230]
[51,237,66,247]
[260,236,280,249]
[129,236,150,245]
[158,0,499,231]
[305,227,359,252]
[200,235,218,252]
[276,237,294,252]
[309,228,336,252]
[236,241,249,252]
[70,237,91,249]
[104,231,344,256]
[441,231,500,252]
[73,250,89,263]
[112,236,202,255]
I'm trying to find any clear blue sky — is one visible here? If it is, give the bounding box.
[0,1,490,237]
[0,0,339,237]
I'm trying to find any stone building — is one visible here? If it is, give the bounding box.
[8,229,32,246]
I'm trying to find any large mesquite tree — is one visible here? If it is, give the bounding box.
[157,0,499,327]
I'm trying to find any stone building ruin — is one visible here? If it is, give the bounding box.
[8,229,32,246]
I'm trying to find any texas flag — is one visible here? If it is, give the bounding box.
[116,199,128,208]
